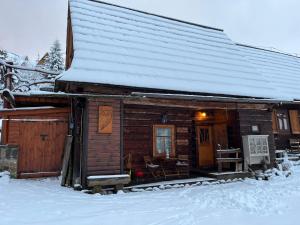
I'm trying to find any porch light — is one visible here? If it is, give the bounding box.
[195,111,208,120]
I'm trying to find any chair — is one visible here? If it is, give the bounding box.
[124,153,133,176]
[144,156,161,179]
[176,155,189,177]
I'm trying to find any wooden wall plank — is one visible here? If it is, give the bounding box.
[123,104,194,174]
[86,98,121,176]
[289,110,300,134]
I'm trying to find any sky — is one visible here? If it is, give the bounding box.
[0,0,299,60]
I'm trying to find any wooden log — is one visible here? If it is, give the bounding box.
[61,135,73,186]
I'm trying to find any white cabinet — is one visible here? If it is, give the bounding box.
[242,135,270,169]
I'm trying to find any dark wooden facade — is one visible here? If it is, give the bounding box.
[272,107,300,150]
[124,104,194,176]
[69,92,284,185]
[50,6,300,187]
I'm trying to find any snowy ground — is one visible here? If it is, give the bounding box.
[1,168,300,225]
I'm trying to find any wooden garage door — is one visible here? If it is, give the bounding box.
[18,120,68,178]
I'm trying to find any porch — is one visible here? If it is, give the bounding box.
[123,104,251,184]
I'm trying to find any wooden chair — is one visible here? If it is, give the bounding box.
[176,155,189,177]
[144,156,161,179]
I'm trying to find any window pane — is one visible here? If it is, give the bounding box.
[164,128,171,136]
[157,128,171,136]
[156,137,165,154]
[165,137,171,158]
[278,119,283,130]
[283,118,288,130]
[154,126,173,157]
[200,128,209,144]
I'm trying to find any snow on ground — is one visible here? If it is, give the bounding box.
[1,168,300,225]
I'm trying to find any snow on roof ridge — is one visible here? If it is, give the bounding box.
[86,0,224,32]
[236,43,300,59]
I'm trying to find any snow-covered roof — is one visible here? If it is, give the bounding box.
[58,0,300,100]
[236,44,300,101]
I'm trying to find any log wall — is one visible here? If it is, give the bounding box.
[86,98,121,176]
[123,104,194,174]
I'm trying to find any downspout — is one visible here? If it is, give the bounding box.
[120,99,124,174]
[81,97,89,188]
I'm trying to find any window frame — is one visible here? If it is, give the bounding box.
[276,110,290,133]
[153,125,176,158]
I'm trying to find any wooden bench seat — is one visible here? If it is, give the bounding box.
[216,158,243,163]
[87,174,131,193]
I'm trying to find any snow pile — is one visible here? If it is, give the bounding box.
[0,171,10,185]
[1,168,300,225]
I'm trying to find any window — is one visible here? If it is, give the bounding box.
[276,110,290,132]
[199,128,210,144]
[153,125,175,158]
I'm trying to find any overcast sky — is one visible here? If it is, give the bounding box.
[0,0,299,60]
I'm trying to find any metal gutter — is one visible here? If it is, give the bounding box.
[4,90,300,105]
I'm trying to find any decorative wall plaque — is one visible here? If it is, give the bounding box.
[176,127,188,133]
[98,106,113,134]
[176,139,189,146]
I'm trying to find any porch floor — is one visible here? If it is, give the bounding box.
[125,176,216,191]
[191,168,252,180]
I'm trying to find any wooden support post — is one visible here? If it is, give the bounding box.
[61,135,73,186]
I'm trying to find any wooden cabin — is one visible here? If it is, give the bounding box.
[36,53,49,67]
[52,0,300,188]
[2,0,300,188]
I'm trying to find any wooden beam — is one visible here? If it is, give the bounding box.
[61,135,73,186]
[124,98,270,110]
[0,107,70,117]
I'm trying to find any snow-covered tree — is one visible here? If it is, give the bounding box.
[21,56,30,66]
[0,49,7,60]
[44,40,64,76]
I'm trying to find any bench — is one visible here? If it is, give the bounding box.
[216,148,243,172]
[289,139,300,153]
[87,174,131,193]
